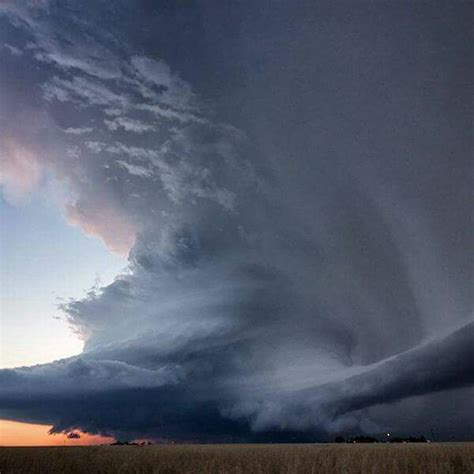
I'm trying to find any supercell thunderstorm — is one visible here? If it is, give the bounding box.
[0,1,473,441]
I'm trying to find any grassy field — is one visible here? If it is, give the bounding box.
[0,443,473,473]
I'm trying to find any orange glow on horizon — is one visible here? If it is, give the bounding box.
[0,420,114,446]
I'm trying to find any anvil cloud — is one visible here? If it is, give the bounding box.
[0,0,472,441]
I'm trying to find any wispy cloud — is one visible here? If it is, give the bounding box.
[43,76,129,107]
[104,117,155,134]
[3,43,23,56]
[63,127,93,135]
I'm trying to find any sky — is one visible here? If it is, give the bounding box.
[0,0,472,444]
[0,419,113,447]
[0,194,125,368]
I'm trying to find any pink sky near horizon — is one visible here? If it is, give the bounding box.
[0,419,115,446]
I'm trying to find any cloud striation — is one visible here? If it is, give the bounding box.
[0,0,473,441]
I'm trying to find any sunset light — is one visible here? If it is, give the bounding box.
[0,420,113,447]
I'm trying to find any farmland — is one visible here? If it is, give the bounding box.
[0,442,473,473]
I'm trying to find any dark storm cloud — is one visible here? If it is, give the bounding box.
[0,0,472,441]
[234,321,474,432]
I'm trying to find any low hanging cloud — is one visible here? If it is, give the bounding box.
[0,0,472,442]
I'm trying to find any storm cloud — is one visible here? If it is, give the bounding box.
[0,0,472,441]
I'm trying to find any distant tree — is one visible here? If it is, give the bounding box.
[390,435,427,443]
[335,436,345,443]
[347,435,378,443]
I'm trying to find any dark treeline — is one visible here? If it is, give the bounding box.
[335,435,428,444]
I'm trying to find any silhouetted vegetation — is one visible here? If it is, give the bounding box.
[334,435,429,444]
[389,436,428,443]
[110,441,151,447]
[346,435,379,443]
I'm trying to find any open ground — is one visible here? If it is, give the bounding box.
[0,442,473,473]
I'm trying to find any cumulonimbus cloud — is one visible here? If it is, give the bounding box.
[0,0,472,442]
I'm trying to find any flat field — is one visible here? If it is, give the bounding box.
[0,442,473,473]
